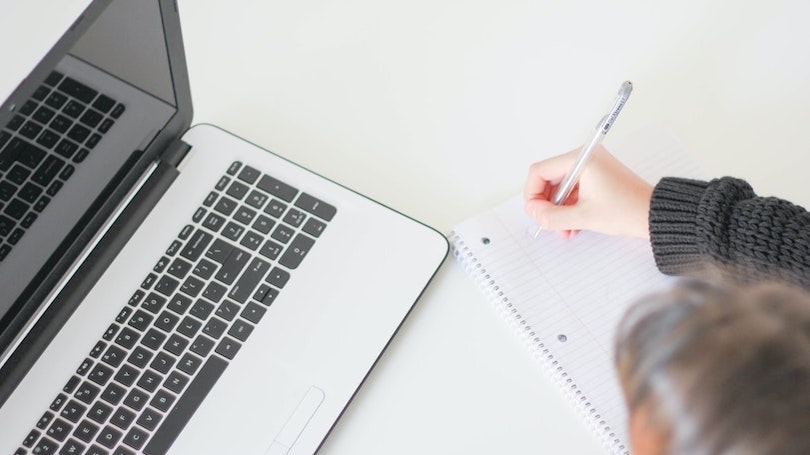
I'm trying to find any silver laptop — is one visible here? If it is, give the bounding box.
[0,1,448,454]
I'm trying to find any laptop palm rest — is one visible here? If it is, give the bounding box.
[266,386,325,454]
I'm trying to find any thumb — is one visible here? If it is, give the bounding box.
[525,199,589,232]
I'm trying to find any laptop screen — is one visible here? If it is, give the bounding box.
[0,0,190,354]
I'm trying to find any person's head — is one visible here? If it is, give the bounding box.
[615,279,810,454]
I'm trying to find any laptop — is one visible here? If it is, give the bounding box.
[0,1,448,454]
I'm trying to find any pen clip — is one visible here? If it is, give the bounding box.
[600,81,632,134]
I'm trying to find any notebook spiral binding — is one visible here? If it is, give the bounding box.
[449,232,629,455]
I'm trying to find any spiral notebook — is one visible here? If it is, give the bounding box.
[449,127,703,454]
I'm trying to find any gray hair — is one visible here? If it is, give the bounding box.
[615,279,810,454]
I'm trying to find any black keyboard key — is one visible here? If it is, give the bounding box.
[33,85,51,101]
[226,180,249,200]
[163,371,190,394]
[0,131,8,149]
[202,317,228,339]
[252,214,274,234]
[21,211,37,228]
[19,121,43,140]
[143,355,227,455]
[226,161,242,175]
[228,319,254,342]
[180,229,213,262]
[237,165,260,184]
[192,258,217,280]
[59,77,98,104]
[73,148,90,163]
[7,228,24,245]
[50,393,68,412]
[45,71,63,86]
[123,426,148,451]
[0,181,15,201]
[279,234,316,269]
[76,358,93,376]
[7,164,31,185]
[215,300,239,322]
[114,364,139,387]
[302,217,327,237]
[88,401,113,424]
[33,105,56,124]
[33,438,58,454]
[127,346,153,369]
[101,382,127,406]
[36,129,60,148]
[142,291,168,313]
[101,345,126,368]
[205,238,233,263]
[213,196,237,216]
[202,281,227,303]
[166,294,193,316]
[80,109,103,128]
[222,221,244,241]
[114,307,132,324]
[177,316,202,339]
[63,376,81,394]
[74,420,100,443]
[189,299,214,321]
[45,92,68,110]
[63,100,86,119]
[111,407,136,430]
[155,310,180,333]
[270,224,294,244]
[136,407,162,431]
[258,240,283,261]
[55,138,78,159]
[0,137,25,171]
[214,246,249,285]
[266,266,291,288]
[149,351,176,374]
[295,192,337,221]
[17,141,47,169]
[86,444,110,455]
[0,214,15,236]
[150,390,176,413]
[4,198,28,220]
[167,257,192,280]
[86,133,102,149]
[239,230,263,251]
[33,195,50,212]
[202,211,225,232]
[245,189,268,210]
[114,327,140,349]
[180,275,205,297]
[102,324,120,341]
[263,198,287,218]
[75,381,101,404]
[177,352,203,376]
[49,114,72,134]
[228,257,270,303]
[47,417,73,442]
[31,155,65,186]
[163,333,188,356]
[67,124,91,143]
[189,334,215,357]
[23,428,40,448]
[240,302,266,324]
[215,337,242,360]
[93,94,116,113]
[110,103,126,119]
[127,309,153,332]
[96,425,122,449]
[88,363,114,386]
[232,205,257,225]
[257,175,298,202]
[141,328,167,350]
[7,115,25,131]
[123,388,149,411]
[283,208,307,227]
[98,118,114,133]
[60,400,87,423]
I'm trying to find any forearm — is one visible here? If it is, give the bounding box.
[649,177,810,288]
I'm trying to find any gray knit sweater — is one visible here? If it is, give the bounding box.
[649,177,810,288]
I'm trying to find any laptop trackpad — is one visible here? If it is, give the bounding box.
[266,386,326,455]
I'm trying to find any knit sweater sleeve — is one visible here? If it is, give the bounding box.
[649,177,810,287]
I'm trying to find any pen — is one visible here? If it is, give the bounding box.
[531,81,633,238]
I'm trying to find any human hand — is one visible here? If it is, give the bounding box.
[523,145,653,239]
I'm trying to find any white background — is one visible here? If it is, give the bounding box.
[4,1,810,453]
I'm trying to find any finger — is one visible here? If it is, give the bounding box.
[525,199,589,232]
[523,150,580,201]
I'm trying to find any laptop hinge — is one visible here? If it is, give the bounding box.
[160,138,192,167]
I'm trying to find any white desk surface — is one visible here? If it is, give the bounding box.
[5,1,810,453]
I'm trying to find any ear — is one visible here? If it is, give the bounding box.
[629,405,669,455]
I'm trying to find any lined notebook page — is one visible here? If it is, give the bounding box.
[450,126,704,454]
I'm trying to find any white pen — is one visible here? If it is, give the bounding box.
[531,81,633,238]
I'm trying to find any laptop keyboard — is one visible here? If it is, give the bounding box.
[14,161,336,455]
[0,70,125,262]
